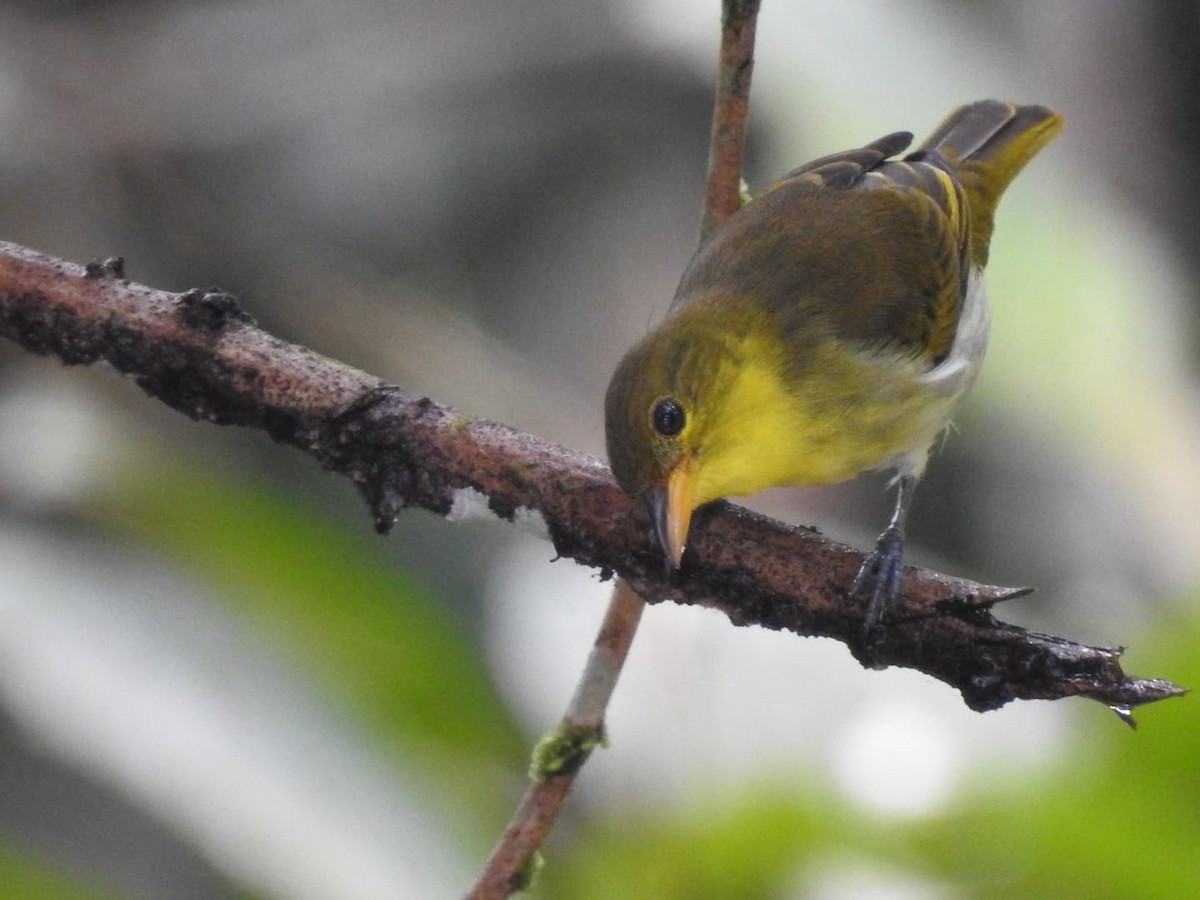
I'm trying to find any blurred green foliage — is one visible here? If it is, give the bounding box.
[95,458,528,839]
[537,614,1197,898]
[0,845,123,900]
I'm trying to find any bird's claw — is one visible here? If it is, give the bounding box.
[849,525,906,642]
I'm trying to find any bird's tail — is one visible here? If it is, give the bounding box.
[919,100,1064,266]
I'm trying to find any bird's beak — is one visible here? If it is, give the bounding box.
[645,456,699,570]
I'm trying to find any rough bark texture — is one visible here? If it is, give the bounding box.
[0,240,1184,714]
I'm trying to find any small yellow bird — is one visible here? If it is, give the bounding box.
[605,100,1062,635]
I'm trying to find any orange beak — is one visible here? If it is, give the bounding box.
[645,455,699,570]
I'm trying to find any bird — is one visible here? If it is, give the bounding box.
[604,100,1063,636]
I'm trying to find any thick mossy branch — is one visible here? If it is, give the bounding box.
[0,240,1184,713]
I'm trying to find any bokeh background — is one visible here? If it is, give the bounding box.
[0,1,1197,897]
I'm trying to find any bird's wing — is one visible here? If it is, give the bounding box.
[679,135,969,368]
[777,130,914,187]
[675,103,1060,369]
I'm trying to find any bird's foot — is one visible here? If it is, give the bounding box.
[849,525,906,644]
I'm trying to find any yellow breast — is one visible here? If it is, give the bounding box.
[691,335,968,507]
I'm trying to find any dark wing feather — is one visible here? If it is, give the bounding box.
[861,155,972,363]
[776,131,913,188]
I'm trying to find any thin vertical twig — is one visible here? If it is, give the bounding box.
[465,2,762,896]
[700,0,763,241]
[464,580,644,899]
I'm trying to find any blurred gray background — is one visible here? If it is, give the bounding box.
[1,1,1198,898]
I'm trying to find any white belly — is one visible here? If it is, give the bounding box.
[888,269,991,478]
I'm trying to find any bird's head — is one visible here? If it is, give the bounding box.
[604,316,732,570]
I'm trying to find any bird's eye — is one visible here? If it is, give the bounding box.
[651,397,686,437]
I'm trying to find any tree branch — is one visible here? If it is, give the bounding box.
[0,240,1183,715]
